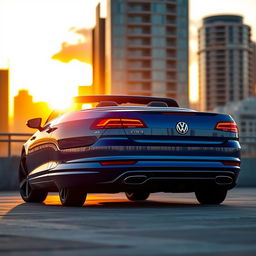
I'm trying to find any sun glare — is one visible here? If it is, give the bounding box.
[82,104,92,109]
[45,61,92,110]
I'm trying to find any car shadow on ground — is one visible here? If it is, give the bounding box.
[2,194,235,219]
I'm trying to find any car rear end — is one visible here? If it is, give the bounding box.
[52,107,240,194]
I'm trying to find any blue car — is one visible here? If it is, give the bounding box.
[19,95,240,206]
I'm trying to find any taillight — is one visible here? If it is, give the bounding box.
[215,122,238,133]
[100,160,137,166]
[222,161,240,166]
[91,118,146,129]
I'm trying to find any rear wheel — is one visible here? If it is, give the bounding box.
[195,188,227,205]
[125,191,150,201]
[59,187,87,207]
[19,153,48,203]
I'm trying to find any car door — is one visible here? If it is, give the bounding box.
[25,111,61,176]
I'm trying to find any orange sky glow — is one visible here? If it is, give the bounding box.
[0,0,255,115]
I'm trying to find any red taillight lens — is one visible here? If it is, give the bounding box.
[215,122,238,133]
[121,119,146,128]
[92,118,146,129]
[100,160,137,166]
[93,118,123,129]
[222,161,240,166]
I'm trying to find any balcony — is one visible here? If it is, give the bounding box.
[166,38,176,48]
[127,26,151,36]
[128,82,151,92]
[127,3,151,13]
[127,49,151,58]
[166,71,176,81]
[166,50,176,59]
[166,15,176,25]
[166,60,176,69]
[127,38,151,47]
[127,15,151,24]
[166,82,176,91]
[127,60,151,69]
[127,71,151,81]
[166,4,176,14]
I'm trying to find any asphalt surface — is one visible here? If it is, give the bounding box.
[0,188,256,256]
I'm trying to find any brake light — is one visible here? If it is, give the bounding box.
[92,118,146,129]
[222,161,240,166]
[100,160,137,166]
[215,122,238,133]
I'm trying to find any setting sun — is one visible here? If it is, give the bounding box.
[44,61,92,110]
[0,0,100,118]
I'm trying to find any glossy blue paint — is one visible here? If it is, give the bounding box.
[21,97,240,195]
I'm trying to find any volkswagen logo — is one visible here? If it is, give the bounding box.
[176,122,189,135]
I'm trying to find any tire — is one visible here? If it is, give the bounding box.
[195,188,227,205]
[125,191,150,201]
[19,153,48,203]
[59,187,87,207]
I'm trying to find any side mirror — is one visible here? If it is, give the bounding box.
[26,118,43,131]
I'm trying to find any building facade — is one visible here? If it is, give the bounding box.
[92,4,106,95]
[198,15,253,111]
[92,0,189,107]
[0,69,9,133]
[252,42,256,96]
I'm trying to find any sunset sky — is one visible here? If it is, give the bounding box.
[0,0,255,114]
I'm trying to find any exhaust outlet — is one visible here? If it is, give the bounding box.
[124,175,147,185]
[215,176,233,185]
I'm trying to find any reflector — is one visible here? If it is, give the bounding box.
[100,160,137,166]
[222,161,240,166]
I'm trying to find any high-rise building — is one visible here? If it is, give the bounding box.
[252,42,256,96]
[92,0,189,107]
[198,15,253,111]
[0,69,9,133]
[92,4,106,95]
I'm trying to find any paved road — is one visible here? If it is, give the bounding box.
[0,188,256,256]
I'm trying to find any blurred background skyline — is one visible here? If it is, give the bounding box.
[0,0,255,115]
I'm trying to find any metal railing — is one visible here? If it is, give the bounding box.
[0,133,33,157]
[0,133,256,158]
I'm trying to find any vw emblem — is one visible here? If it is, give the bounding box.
[176,122,189,135]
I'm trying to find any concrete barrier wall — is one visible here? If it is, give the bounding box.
[0,157,255,190]
[239,158,256,187]
[0,157,20,190]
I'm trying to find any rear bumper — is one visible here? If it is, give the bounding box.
[29,155,240,192]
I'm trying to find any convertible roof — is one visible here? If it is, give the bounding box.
[73,95,179,107]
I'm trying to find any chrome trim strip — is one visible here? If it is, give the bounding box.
[134,140,223,145]
[68,155,240,164]
[29,171,99,181]
[30,180,52,185]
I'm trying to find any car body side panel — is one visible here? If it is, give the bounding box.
[25,129,53,175]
